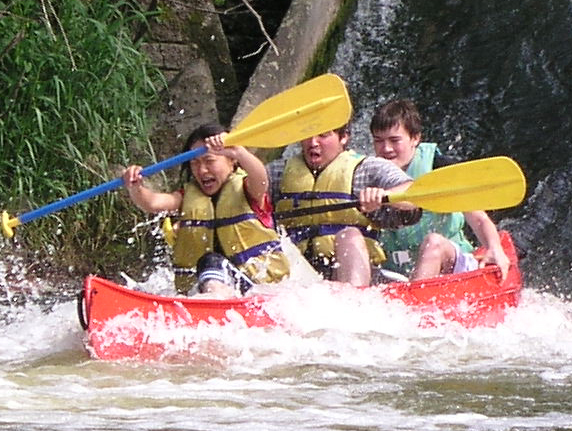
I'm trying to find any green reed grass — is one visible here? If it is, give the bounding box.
[0,0,164,274]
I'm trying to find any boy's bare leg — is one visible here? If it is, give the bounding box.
[334,227,371,286]
[201,280,236,298]
[411,233,456,280]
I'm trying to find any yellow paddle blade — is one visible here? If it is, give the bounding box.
[226,74,351,148]
[389,156,526,213]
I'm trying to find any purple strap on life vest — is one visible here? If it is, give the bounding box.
[287,224,378,244]
[230,240,283,266]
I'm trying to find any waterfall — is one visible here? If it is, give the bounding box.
[330,0,572,292]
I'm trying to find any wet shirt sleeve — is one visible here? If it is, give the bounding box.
[353,157,422,228]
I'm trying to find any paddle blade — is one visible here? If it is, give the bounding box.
[226,74,352,148]
[389,156,526,213]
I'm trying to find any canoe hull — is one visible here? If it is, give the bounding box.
[80,279,274,361]
[80,231,521,361]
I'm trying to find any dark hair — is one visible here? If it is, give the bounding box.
[326,123,351,149]
[180,123,227,182]
[334,123,350,138]
[369,99,422,138]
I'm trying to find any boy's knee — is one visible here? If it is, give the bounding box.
[335,226,363,243]
[418,233,451,260]
[421,233,448,250]
[420,233,456,264]
[196,252,229,293]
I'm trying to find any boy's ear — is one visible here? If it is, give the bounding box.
[412,133,422,146]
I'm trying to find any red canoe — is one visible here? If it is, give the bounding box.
[78,231,522,361]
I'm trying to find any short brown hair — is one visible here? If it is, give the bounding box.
[370,99,421,138]
[334,123,350,138]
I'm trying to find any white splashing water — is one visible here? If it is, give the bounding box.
[1,245,572,430]
[2,249,572,371]
[2,234,572,431]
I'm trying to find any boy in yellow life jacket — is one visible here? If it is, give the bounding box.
[266,124,422,286]
[123,123,289,296]
[370,99,510,281]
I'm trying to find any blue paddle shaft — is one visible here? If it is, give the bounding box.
[18,146,207,225]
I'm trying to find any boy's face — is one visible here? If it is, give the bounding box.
[372,122,420,170]
[189,140,234,196]
[301,130,348,171]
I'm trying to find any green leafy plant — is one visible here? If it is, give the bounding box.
[0,0,163,274]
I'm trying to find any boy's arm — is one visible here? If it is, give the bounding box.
[359,182,416,212]
[123,165,182,213]
[353,158,422,227]
[464,210,510,280]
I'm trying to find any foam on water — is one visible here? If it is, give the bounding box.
[0,301,84,365]
[3,233,572,372]
[2,237,572,430]
[1,265,572,430]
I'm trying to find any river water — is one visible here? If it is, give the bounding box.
[2,0,572,430]
[1,268,572,431]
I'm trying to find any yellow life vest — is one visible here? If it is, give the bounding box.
[173,172,289,293]
[275,151,386,265]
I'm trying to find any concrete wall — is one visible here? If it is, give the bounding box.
[140,0,352,170]
[233,0,350,126]
[137,0,238,186]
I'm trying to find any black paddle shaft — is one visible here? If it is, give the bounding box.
[274,200,360,221]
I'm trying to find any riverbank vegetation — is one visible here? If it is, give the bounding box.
[0,0,163,275]
[0,0,297,284]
